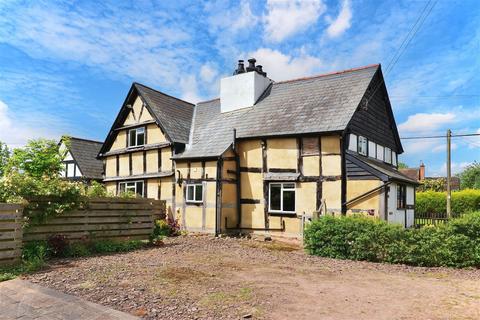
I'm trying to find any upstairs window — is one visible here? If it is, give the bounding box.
[392,151,397,166]
[128,127,145,147]
[376,145,384,161]
[119,181,144,197]
[384,147,392,164]
[368,141,376,158]
[358,136,368,156]
[348,134,357,152]
[269,183,296,213]
[186,184,203,203]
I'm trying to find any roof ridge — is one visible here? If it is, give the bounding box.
[196,97,220,105]
[275,64,380,85]
[64,136,103,144]
[134,82,195,106]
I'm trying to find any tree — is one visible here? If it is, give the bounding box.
[398,162,409,169]
[6,139,63,178]
[458,162,480,189]
[0,142,9,177]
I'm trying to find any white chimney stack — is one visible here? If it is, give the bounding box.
[220,58,272,113]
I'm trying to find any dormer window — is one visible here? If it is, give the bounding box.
[358,136,367,156]
[128,127,145,147]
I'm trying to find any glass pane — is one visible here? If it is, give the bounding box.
[283,190,295,212]
[187,185,194,201]
[137,132,145,145]
[129,130,136,146]
[368,141,376,158]
[283,183,295,189]
[195,185,203,201]
[67,163,75,177]
[136,182,143,196]
[270,184,281,211]
[119,183,125,193]
[348,134,357,151]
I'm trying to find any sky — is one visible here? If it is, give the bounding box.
[0,0,478,177]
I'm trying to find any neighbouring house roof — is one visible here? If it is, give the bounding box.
[346,151,419,185]
[65,137,104,180]
[399,168,420,181]
[98,83,195,155]
[174,64,381,159]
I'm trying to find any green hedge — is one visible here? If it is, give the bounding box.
[416,189,480,216]
[304,213,480,268]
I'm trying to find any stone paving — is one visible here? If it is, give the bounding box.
[0,279,138,320]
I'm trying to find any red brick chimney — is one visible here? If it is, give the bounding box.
[419,161,425,180]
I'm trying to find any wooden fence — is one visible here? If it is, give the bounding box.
[0,204,23,266]
[23,198,165,242]
[414,211,464,227]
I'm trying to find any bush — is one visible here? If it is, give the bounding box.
[47,234,69,257]
[304,214,480,268]
[416,189,480,217]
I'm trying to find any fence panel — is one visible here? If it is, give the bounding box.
[23,198,165,242]
[0,204,23,266]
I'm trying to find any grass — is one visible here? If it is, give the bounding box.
[200,287,254,307]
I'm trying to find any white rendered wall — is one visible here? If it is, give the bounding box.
[220,71,271,113]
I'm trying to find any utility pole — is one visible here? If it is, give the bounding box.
[446,129,452,219]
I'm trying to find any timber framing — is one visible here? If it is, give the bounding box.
[99,142,171,157]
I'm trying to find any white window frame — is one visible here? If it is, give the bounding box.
[118,180,144,197]
[368,141,376,158]
[128,127,145,147]
[186,183,203,203]
[358,136,368,156]
[376,145,384,161]
[268,182,296,213]
[392,151,397,166]
[348,134,357,152]
[384,147,392,164]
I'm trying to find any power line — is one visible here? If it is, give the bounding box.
[401,133,480,140]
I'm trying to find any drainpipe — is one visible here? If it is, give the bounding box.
[232,129,242,228]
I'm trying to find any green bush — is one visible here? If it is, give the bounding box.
[304,213,480,268]
[416,189,480,217]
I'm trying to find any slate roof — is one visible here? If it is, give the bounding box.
[346,151,419,185]
[135,83,195,144]
[67,137,104,180]
[175,64,379,159]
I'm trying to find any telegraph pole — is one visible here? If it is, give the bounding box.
[446,129,452,219]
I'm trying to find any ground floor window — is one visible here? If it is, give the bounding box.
[397,184,406,209]
[269,183,296,213]
[119,181,144,197]
[186,183,203,203]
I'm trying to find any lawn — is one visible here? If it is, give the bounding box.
[24,235,480,320]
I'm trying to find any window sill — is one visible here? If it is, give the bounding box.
[268,211,297,217]
[186,201,203,206]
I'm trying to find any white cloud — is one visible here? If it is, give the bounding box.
[398,113,456,134]
[200,64,218,83]
[248,48,322,81]
[432,143,457,153]
[179,75,201,104]
[326,0,352,38]
[0,100,66,148]
[263,0,326,42]
[433,161,472,177]
[206,1,259,34]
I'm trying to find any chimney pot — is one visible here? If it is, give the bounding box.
[233,60,246,75]
[246,58,256,72]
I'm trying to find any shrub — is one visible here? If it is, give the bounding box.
[304,213,480,268]
[47,235,70,257]
[86,181,108,197]
[416,189,480,217]
[90,239,144,253]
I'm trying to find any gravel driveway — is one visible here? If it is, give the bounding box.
[26,235,480,320]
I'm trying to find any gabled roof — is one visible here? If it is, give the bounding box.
[346,151,419,185]
[99,83,195,155]
[175,64,380,159]
[63,137,104,180]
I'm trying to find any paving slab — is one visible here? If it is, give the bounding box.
[0,279,138,320]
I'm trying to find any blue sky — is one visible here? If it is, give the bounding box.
[0,0,478,176]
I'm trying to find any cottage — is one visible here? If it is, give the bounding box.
[98,59,418,237]
[59,136,103,183]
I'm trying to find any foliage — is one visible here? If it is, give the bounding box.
[86,181,109,197]
[90,239,144,253]
[0,141,10,177]
[417,178,447,192]
[416,189,480,217]
[5,139,63,178]
[458,162,480,190]
[166,216,181,236]
[397,162,409,169]
[304,213,480,268]
[47,235,70,257]
[150,219,169,244]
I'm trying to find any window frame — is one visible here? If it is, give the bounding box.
[268,182,296,214]
[128,127,145,148]
[348,134,358,152]
[358,136,368,156]
[397,184,406,209]
[384,147,392,164]
[392,151,397,166]
[368,141,376,158]
[118,180,144,197]
[186,183,203,203]
[376,145,384,161]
